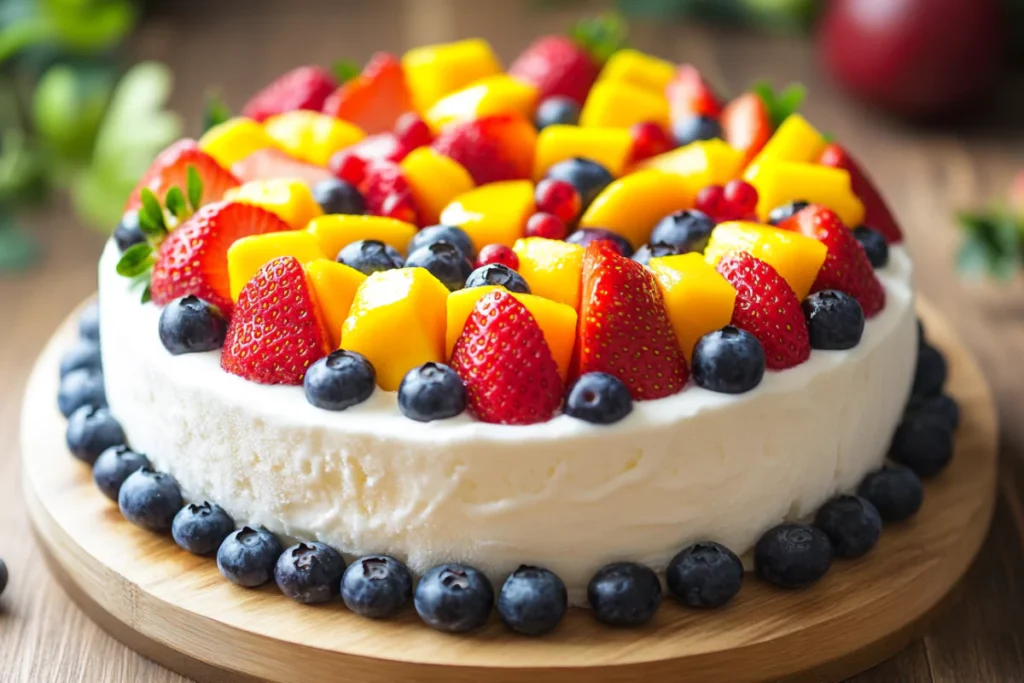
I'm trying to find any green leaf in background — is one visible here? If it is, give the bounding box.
[186,165,202,212]
[956,210,1024,280]
[165,185,186,220]
[38,0,138,53]
[0,208,40,271]
[32,63,114,164]
[203,89,231,133]
[571,14,628,65]
[115,241,153,277]
[331,60,360,84]
[0,127,50,207]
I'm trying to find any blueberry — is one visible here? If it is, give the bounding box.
[565,228,634,258]
[0,558,6,596]
[497,565,568,636]
[767,200,809,226]
[92,445,150,501]
[342,555,414,619]
[906,393,960,431]
[666,542,743,609]
[217,526,283,588]
[650,209,715,253]
[754,524,833,589]
[60,340,102,378]
[275,542,347,604]
[889,413,954,478]
[564,372,633,425]
[545,158,614,210]
[66,405,125,464]
[858,465,923,523]
[78,301,101,342]
[534,96,581,130]
[158,295,228,355]
[802,290,865,351]
[57,368,106,417]
[588,562,661,627]
[172,501,235,555]
[853,226,889,268]
[304,350,376,411]
[398,362,467,422]
[409,225,475,260]
[337,239,404,275]
[414,564,494,632]
[405,242,473,291]
[114,211,145,253]
[814,495,882,558]
[631,242,679,266]
[464,263,530,293]
[672,115,723,147]
[692,326,765,394]
[118,467,183,532]
[913,344,947,397]
[312,178,365,215]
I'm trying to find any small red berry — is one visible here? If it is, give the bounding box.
[379,191,418,224]
[534,179,581,225]
[629,121,673,163]
[476,244,519,270]
[329,150,368,186]
[723,180,759,216]
[394,112,433,150]
[525,212,568,240]
[696,184,729,223]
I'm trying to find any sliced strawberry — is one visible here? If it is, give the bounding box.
[666,64,723,120]
[221,256,331,385]
[242,66,337,123]
[346,133,407,163]
[322,53,413,135]
[778,205,886,318]
[721,92,771,165]
[451,289,563,425]
[716,252,810,370]
[818,143,903,244]
[150,202,291,315]
[231,147,334,187]
[576,242,688,400]
[125,139,240,213]
[431,114,536,185]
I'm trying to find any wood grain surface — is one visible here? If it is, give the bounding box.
[2,1,1024,681]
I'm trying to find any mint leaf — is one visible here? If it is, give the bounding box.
[165,186,186,220]
[203,90,231,133]
[116,242,154,277]
[332,60,360,84]
[186,165,202,212]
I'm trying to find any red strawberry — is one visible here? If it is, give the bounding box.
[451,289,563,425]
[716,252,811,370]
[221,256,331,385]
[431,114,536,185]
[778,205,886,318]
[125,139,240,213]
[359,160,417,222]
[242,66,337,123]
[150,202,291,315]
[818,143,903,244]
[721,92,771,164]
[576,242,688,400]
[321,53,413,134]
[666,64,723,120]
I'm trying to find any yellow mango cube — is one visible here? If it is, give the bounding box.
[578,170,693,248]
[340,268,450,391]
[649,253,738,361]
[598,49,675,93]
[305,259,367,348]
[439,180,534,250]
[743,113,827,180]
[579,80,671,130]
[227,231,326,301]
[263,111,365,167]
[402,38,503,112]
[400,147,475,226]
[199,117,276,168]
[424,74,539,131]
[225,178,323,229]
[306,215,418,259]
[533,125,633,179]
[512,238,584,311]
[747,161,865,227]
[639,139,745,196]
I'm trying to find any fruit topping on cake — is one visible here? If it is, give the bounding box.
[321,53,413,134]
[124,139,240,213]
[241,65,337,123]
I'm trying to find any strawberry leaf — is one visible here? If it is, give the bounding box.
[138,187,166,235]
[571,14,628,65]
[116,242,154,277]
[186,165,203,212]
[753,81,806,129]
[203,90,231,133]
[331,60,360,84]
[141,283,152,303]
[165,186,187,220]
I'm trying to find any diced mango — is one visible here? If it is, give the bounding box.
[703,221,827,300]
[225,178,323,229]
[743,113,827,180]
[306,215,418,259]
[402,39,503,112]
[445,286,577,381]
[439,180,534,250]
[579,80,671,131]
[533,125,633,179]
[512,238,585,311]
[340,268,450,391]
[400,147,475,226]
[649,253,738,361]
[747,161,865,227]
[638,139,744,195]
[227,231,326,301]
[578,170,693,248]
[199,117,276,169]
[598,49,676,93]
[424,74,539,131]
[263,111,366,167]
[305,259,367,348]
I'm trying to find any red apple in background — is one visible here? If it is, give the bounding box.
[818,0,1005,118]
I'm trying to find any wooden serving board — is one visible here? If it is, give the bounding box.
[20,298,998,683]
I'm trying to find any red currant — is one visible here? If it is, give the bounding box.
[476,244,519,270]
[379,191,418,225]
[525,212,568,240]
[629,121,673,163]
[534,179,582,225]
[723,180,759,216]
[695,184,728,222]
[394,112,433,150]
[329,150,368,186]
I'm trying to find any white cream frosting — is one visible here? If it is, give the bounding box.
[99,240,916,604]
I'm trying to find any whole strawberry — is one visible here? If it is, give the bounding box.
[818,143,903,244]
[242,66,337,123]
[431,114,536,185]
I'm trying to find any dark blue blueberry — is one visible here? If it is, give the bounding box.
[692,326,765,394]
[342,555,414,619]
[337,239,404,275]
[217,526,283,588]
[414,563,494,632]
[650,209,715,253]
[398,362,467,422]
[114,211,145,253]
[57,368,106,417]
[802,290,865,351]
[92,445,150,501]
[906,393,960,431]
[60,340,102,378]
[588,562,662,627]
[666,542,744,609]
[405,242,473,291]
[66,405,125,465]
[672,115,723,147]
[767,200,809,226]
[913,344,947,397]
[275,542,347,604]
[464,263,531,293]
[497,565,568,636]
[545,157,614,210]
[754,523,833,589]
[312,178,366,215]
[564,372,633,425]
[117,467,183,532]
[78,301,100,342]
[304,350,376,411]
[534,96,581,130]
[857,465,923,523]
[631,242,679,266]
[565,228,634,258]
[172,501,235,556]
[0,558,6,596]
[158,295,228,355]
[853,226,889,269]
[814,495,882,558]
[409,225,475,260]
[889,412,954,478]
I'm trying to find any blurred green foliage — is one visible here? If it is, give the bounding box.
[604,0,821,33]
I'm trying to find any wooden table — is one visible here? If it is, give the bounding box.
[2,1,1023,681]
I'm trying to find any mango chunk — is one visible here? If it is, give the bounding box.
[400,147,475,226]
[743,113,827,180]
[579,80,671,130]
[305,259,367,348]
[532,125,633,180]
[340,268,450,391]
[199,117,276,169]
[402,38,503,112]
[225,178,323,229]
[512,237,584,311]
[424,74,539,131]
[747,161,865,227]
[227,231,326,301]
[598,49,675,93]
[263,111,366,167]
[578,169,693,248]
[439,180,534,250]
[306,214,418,259]
[638,139,744,195]
[649,253,738,361]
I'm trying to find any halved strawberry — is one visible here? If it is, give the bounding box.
[221,256,331,385]
[150,201,291,315]
[576,242,688,400]
[322,53,413,135]
[716,252,811,370]
[431,113,536,185]
[666,64,722,120]
[721,92,771,164]
[242,66,337,123]
[231,147,334,186]
[818,143,903,244]
[125,139,240,213]
[451,289,563,425]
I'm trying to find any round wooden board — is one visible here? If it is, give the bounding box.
[21,298,998,683]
